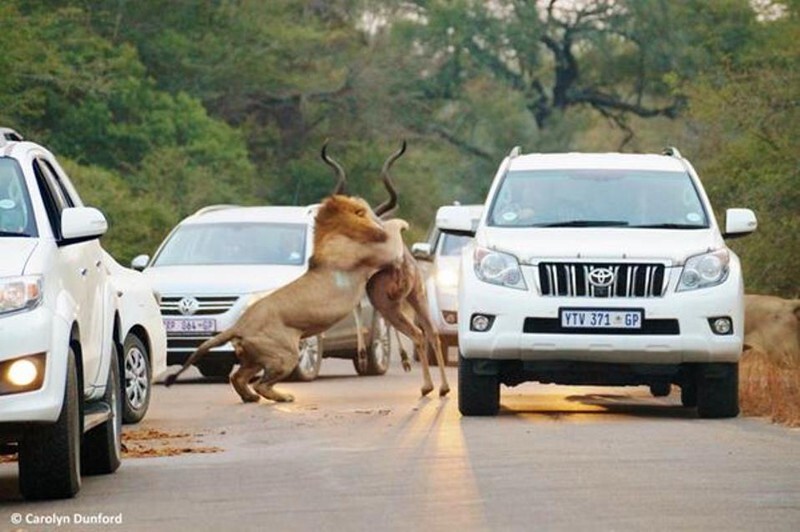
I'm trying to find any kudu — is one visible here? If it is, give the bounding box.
[321,141,450,397]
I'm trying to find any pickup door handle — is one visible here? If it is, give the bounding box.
[79,268,88,277]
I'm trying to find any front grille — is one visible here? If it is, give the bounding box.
[538,262,666,298]
[160,295,239,316]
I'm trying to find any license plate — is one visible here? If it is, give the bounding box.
[163,318,216,334]
[560,309,643,329]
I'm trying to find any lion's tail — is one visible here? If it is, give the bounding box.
[164,329,237,387]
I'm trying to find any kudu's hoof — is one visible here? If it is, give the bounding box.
[439,386,450,397]
[420,384,434,397]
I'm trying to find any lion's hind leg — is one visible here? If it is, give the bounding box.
[244,336,299,403]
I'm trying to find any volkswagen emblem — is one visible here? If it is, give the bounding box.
[588,267,615,287]
[178,296,200,316]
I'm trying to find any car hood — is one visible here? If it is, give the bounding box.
[477,227,724,265]
[0,239,38,276]
[141,265,306,296]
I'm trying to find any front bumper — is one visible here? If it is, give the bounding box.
[458,263,744,365]
[0,307,67,427]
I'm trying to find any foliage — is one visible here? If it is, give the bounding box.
[0,0,795,295]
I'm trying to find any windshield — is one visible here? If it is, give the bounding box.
[153,222,308,266]
[438,233,472,257]
[489,169,709,229]
[0,158,37,237]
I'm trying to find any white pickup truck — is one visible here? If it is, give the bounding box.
[438,147,757,418]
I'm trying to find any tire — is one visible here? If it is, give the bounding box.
[82,345,123,475]
[122,334,151,424]
[290,336,323,382]
[18,348,82,500]
[696,363,739,419]
[361,313,392,376]
[458,353,500,416]
[196,360,234,378]
[681,382,697,407]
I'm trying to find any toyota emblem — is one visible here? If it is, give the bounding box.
[588,267,615,287]
[178,297,200,316]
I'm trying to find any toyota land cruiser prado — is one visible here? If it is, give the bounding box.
[437,148,757,417]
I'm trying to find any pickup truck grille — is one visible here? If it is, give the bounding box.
[538,262,666,298]
[160,295,239,316]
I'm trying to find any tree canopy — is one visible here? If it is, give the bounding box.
[0,0,795,295]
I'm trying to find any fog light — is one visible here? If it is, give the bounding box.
[7,359,38,386]
[470,314,494,332]
[442,311,458,324]
[709,317,733,335]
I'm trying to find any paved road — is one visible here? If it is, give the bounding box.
[2,355,799,532]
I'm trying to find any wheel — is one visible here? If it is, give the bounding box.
[681,382,697,407]
[196,360,234,378]
[290,336,323,382]
[82,345,123,475]
[696,363,739,419]
[361,313,392,376]
[122,334,151,424]
[649,382,671,397]
[18,348,81,500]
[458,353,500,416]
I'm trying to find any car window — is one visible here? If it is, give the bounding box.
[41,159,79,207]
[0,158,37,237]
[33,159,68,239]
[152,222,308,266]
[488,169,709,228]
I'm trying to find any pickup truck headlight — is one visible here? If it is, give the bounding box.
[0,275,43,315]
[677,249,730,291]
[473,247,527,290]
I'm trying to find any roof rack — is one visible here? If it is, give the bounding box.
[508,146,522,158]
[192,204,241,216]
[662,146,683,158]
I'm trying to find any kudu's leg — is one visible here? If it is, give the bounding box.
[352,303,368,374]
[408,290,450,397]
[394,327,411,372]
[384,309,433,396]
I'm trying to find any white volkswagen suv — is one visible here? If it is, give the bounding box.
[438,147,757,418]
[133,204,393,381]
[1,129,124,499]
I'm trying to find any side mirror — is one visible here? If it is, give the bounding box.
[60,207,108,245]
[411,242,433,261]
[723,208,757,239]
[130,254,150,271]
[436,205,477,237]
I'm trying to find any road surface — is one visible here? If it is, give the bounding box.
[2,355,799,531]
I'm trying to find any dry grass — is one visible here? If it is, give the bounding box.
[740,349,800,427]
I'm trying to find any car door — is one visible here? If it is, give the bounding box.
[33,157,106,388]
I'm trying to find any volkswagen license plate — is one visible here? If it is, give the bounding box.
[163,318,216,334]
[560,308,643,329]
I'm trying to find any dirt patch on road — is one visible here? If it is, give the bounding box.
[122,428,224,458]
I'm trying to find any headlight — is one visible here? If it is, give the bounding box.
[0,275,43,315]
[677,249,730,291]
[473,247,527,290]
[435,268,459,289]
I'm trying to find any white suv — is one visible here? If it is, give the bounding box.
[1,129,122,499]
[412,204,483,364]
[438,148,757,418]
[132,204,393,381]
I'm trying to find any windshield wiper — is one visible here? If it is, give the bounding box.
[538,220,630,228]
[0,231,31,237]
[630,223,704,229]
